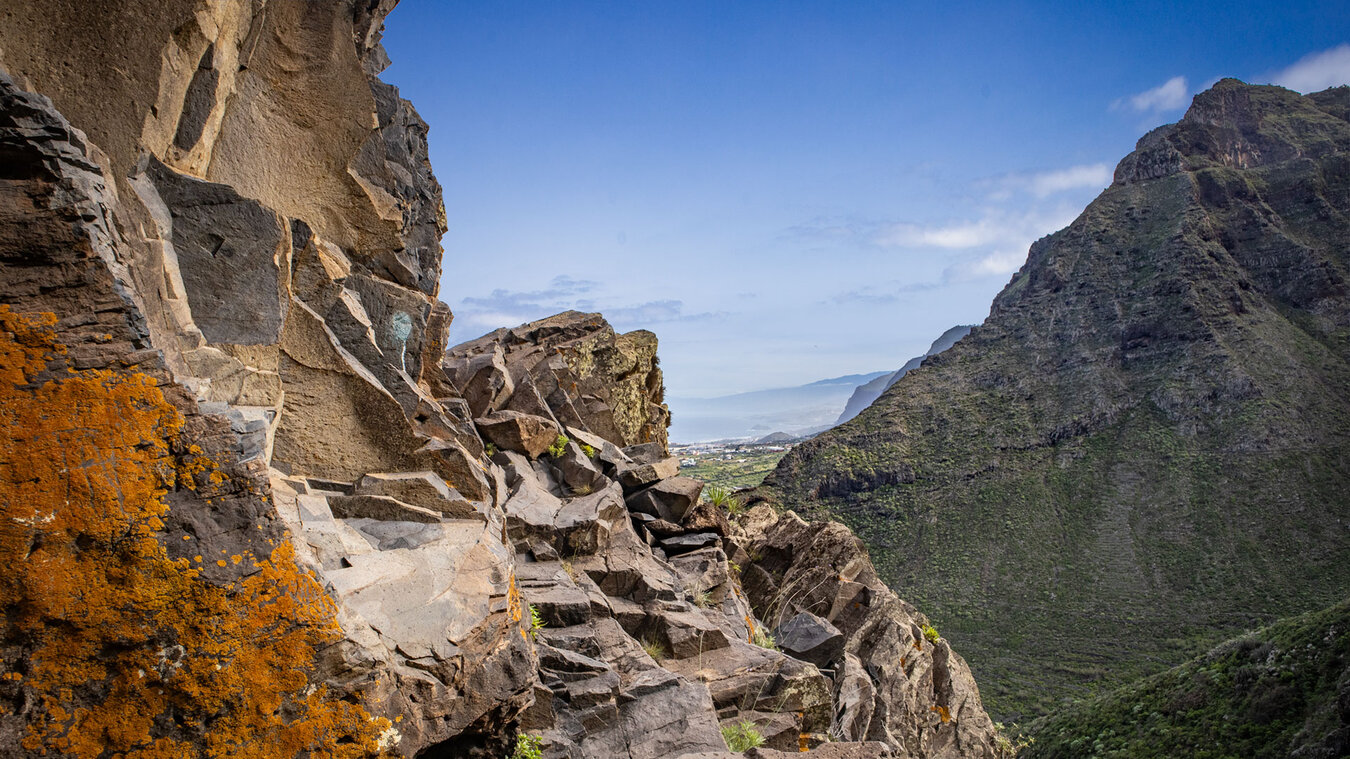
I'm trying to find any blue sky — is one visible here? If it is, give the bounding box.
[381,1,1350,397]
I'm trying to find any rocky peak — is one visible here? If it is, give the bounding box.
[446,310,671,452]
[1113,78,1350,185]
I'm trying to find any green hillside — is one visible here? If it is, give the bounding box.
[1025,599,1350,759]
[765,81,1350,720]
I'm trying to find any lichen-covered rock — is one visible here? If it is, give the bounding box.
[447,311,671,452]
[0,3,1008,758]
[0,3,532,754]
[0,74,390,756]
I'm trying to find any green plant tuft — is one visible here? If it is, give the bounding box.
[751,626,778,651]
[512,732,544,759]
[547,434,569,458]
[705,485,740,512]
[694,589,714,608]
[529,604,545,640]
[641,637,668,661]
[923,624,940,644]
[721,720,766,752]
[580,442,597,458]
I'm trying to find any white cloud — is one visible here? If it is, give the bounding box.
[946,249,1028,281]
[1115,76,1190,113]
[875,218,1007,249]
[1026,163,1112,197]
[984,163,1113,200]
[869,204,1082,284]
[1270,44,1350,93]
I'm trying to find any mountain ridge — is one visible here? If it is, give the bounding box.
[766,79,1350,720]
[668,370,890,442]
[836,325,975,425]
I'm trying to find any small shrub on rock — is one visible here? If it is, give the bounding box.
[721,720,766,752]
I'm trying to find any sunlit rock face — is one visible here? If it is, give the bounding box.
[0,2,533,753]
[0,2,1004,757]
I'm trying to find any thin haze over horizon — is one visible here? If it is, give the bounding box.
[381,1,1350,398]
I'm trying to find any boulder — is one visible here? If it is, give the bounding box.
[476,409,560,458]
[623,442,668,464]
[627,475,704,522]
[443,344,513,418]
[682,498,732,537]
[550,440,609,495]
[773,611,844,669]
[567,425,634,473]
[617,457,681,490]
[447,311,671,450]
[661,533,721,556]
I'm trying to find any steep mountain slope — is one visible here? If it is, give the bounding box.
[837,326,974,424]
[668,371,889,442]
[766,80,1350,720]
[1025,598,1350,759]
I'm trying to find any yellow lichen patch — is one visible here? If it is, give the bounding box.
[0,308,387,757]
[931,705,951,724]
[506,573,523,626]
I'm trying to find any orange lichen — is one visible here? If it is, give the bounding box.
[931,705,951,724]
[0,308,387,757]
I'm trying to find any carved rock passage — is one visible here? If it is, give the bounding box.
[0,2,1004,757]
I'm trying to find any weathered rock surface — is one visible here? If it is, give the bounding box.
[0,3,528,755]
[447,310,671,452]
[731,504,1003,759]
[0,2,1005,758]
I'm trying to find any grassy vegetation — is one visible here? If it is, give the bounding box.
[641,637,669,661]
[678,447,789,490]
[1024,599,1350,759]
[528,604,544,641]
[721,720,766,752]
[512,733,544,759]
[751,627,778,651]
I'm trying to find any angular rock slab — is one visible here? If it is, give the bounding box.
[323,519,509,651]
[617,457,681,490]
[145,157,290,346]
[773,611,845,669]
[355,470,481,519]
[476,409,560,458]
[627,475,704,522]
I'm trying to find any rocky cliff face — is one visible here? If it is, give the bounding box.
[767,80,1350,720]
[0,2,1002,757]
